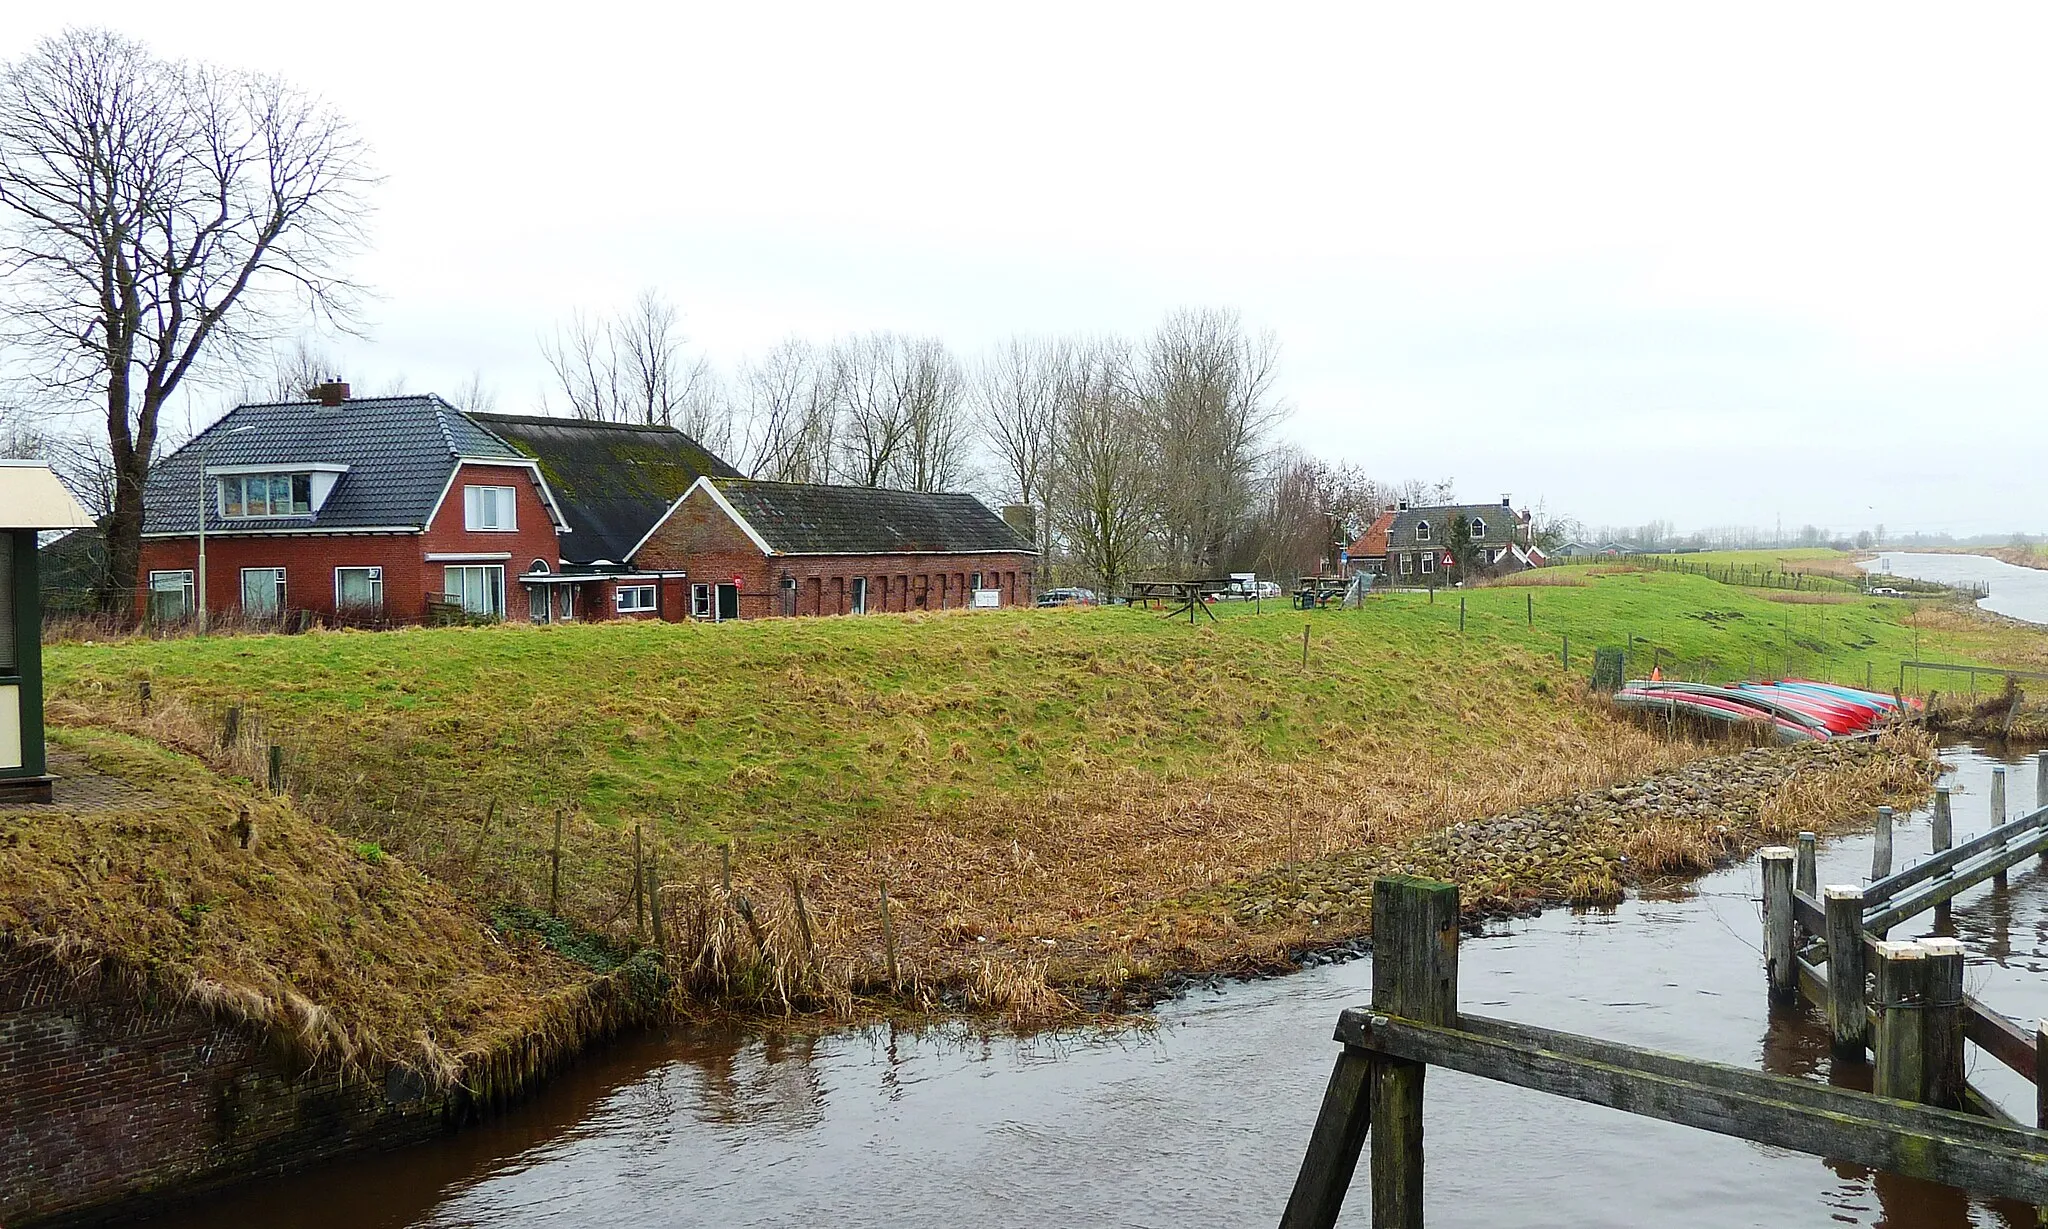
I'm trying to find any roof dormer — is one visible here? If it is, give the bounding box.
[209,463,349,520]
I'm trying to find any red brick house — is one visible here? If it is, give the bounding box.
[1341,508,1396,577]
[138,385,1036,625]
[632,477,1038,619]
[138,386,571,624]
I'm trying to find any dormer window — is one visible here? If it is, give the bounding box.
[1415,520,1431,542]
[1470,517,1487,539]
[221,473,312,518]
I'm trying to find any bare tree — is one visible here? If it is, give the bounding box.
[1048,339,1154,594]
[448,370,498,415]
[736,336,835,482]
[831,333,912,487]
[1138,308,1285,575]
[540,290,723,436]
[0,28,374,608]
[973,335,1065,533]
[887,336,970,492]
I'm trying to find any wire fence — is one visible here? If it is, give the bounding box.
[1546,554,1986,600]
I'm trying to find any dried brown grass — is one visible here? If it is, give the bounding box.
[1478,570,1589,588]
[1761,591,1856,605]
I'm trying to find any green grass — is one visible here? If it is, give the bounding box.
[44,570,2040,845]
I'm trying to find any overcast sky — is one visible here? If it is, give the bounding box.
[9,3,2047,536]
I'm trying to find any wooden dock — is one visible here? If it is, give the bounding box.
[1280,858,2048,1227]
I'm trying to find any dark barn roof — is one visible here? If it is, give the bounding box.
[707,479,1035,556]
[144,396,524,536]
[468,413,739,565]
[1387,502,1523,550]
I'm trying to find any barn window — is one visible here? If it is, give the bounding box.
[851,577,868,615]
[691,584,712,619]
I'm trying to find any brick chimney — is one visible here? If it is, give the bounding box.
[312,380,350,407]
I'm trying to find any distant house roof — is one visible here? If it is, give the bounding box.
[143,395,542,536]
[1345,509,1396,560]
[0,461,92,530]
[1387,502,1526,550]
[657,478,1037,558]
[468,412,739,565]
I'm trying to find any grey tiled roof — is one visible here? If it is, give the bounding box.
[143,396,525,535]
[470,412,738,565]
[1386,503,1523,551]
[709,479,1035,556]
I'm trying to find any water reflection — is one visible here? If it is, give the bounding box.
[137,744,2048,1229]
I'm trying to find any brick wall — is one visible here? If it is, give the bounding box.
[0,959,444,1228]
[635,487,1037,619]
[135,461,564,625]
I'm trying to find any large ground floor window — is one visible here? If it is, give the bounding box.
[335,566,384,612]
[148,569,194,622]
[446,564,505,618]
[240,567,286,616]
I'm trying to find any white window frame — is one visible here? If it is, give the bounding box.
[334,566,384,611]
[239,566,287,616]
[1415,521,1431,542]
[1469,518,1487,540]
[617,584,657,613]
[1421,554,1435,574]
[219,473,313,519]
[559,587,576,621]
[463,485,518,532]
[690,583,712,619]
[1398,555,1413,576]
[445,564,506,618]
[148,569,195,621]
[850,576,868,615]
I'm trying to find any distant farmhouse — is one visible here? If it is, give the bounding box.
[136,382,1036,625]
[1348,495,1545,581]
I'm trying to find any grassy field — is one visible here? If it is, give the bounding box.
[36,567,2044,1020]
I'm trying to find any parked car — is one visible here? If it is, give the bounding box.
[1868,586,1904,597]
[1036,587,1100,608]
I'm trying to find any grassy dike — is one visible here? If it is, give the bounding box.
[30,565,2045,1027]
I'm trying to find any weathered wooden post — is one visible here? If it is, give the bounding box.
[1992,768,2008,889]
[1872,806,1894,880]
[2038,754,2048,867]
[1458,595,1465,633]
[1370,876,1458,1229]
[266,744,283,794]
[1303,624,1311,668]
[880,880,900,991]
[1919,937,1965,1110]
[1931,787,1953,853]
[220,704,242,751]
[549,808,565,916]
[1526,593,1533,629]
[646,850,666,951]
[138,680,151,713]
[1870,941,1928,1100]
[1762,847,1797,1002]
[1795,832,1818,901]
[632,823,646,937]
[2037,1020,2048,1130]
[1825,885,1870,1056]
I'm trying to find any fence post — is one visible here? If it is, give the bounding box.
[2039,753,2048,866]
[266,744,283,794]
[1931,787,1952,852]
[1825,885,1870,1056]
[220,704,241,751]
[1369,876,1459,1229]
[1871,941,1928,1101]
[1872,806,1894,880]
[1459,595,1465,633]
[549,808,565,916]
[1919,937,1965,1110]
[1795,832,1817,901]
[2038,1020,2048,1130]
[632,824,645,938]
[1526,593,1532,629]
[1762,847,1796,1003]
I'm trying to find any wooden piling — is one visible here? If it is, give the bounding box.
[1931,787,1953,853]
[1526,593,1532,629]
[880,880,900,991]
[138,680,151,713]
[1871,941,1928,1101]
[1761,847,1796,1003]
[647,850,665,951]
[266,744,283,794]
[220,704,241,750]
[2038,754,2048,866]
[632,824,645,938]
[1872,806,1894,880]
[1992,769,2008,889]
[1795,833,1818,900]
[1825,885,1870,1056]
[1281,1047,1375,1229]
[1919,937,1965,1110]
[2038,1020,2047,1130]
[1303,624,1310,668]
[1369,876,1459,1229]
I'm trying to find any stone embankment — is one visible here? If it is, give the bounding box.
[1224,734,1936,940]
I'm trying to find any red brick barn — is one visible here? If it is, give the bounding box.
[631,478,1038,619]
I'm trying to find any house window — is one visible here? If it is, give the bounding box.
[445,564,505,618]
[559,588,576,621]
[220,473,312,518]
[1415,521,1431,542]
[1398,555,1413,576]
[617,584,657,613]
[335,566,383,611]
[148,569,194,621]
[971,570,983,590]
[1470,517,1487,539]
[691,583,712,619]
[463,485,517,531]
[1421,554,1435,574]
[240,567,286,616]
[850,576,868,615]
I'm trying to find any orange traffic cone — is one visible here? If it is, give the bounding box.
[1650,666,1663,682]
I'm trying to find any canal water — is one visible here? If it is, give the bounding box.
[139,742,2048,1229]
[1865,551,2048,626]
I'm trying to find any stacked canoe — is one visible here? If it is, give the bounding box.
[1614,679,1920,743]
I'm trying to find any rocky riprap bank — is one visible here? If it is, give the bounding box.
[1225,737,1935,937]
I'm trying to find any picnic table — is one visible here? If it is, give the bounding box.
[1294,575,1349,609]
[1125,578,1232,623]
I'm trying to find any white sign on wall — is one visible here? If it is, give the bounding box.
[971,589,1001,609]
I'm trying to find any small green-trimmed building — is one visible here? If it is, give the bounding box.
[0,461,94,802]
